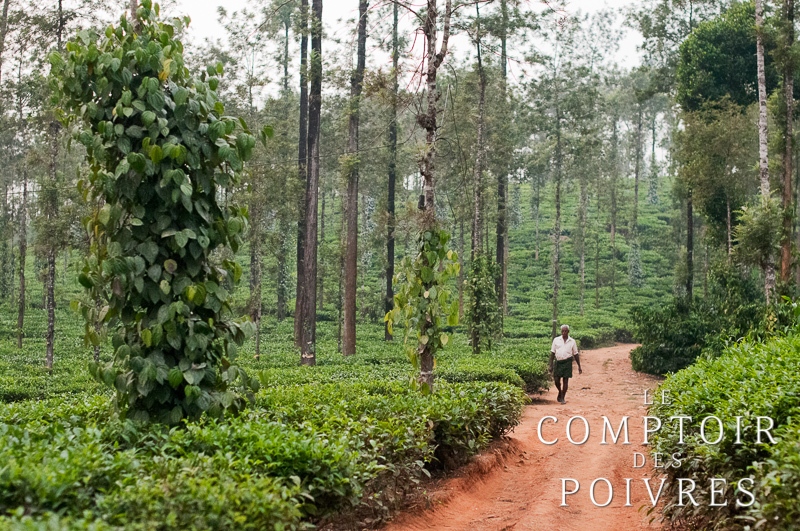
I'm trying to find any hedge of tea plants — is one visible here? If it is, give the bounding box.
[0,316,546,529]
[648,333,800,530]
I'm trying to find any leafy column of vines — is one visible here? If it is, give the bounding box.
[51,1,259,423]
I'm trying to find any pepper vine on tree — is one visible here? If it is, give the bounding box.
[50,1,260,423]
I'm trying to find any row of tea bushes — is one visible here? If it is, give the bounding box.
[648,333,800,530]
[0,379,525,529]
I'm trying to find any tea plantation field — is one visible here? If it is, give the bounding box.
[0,305,550,530]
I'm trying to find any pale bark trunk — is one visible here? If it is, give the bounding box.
[551,105,562,340]
[45,120,59,372]
[343,0,368,356]
[687,189,694,299]
[727,195,732,260]
[610,118,618,300]
[756,0,775,300]
[633,105,642,235]
[532,176,540,261]
[579,177,587,316]
[276,20,292,322]
[318,190,325,311]
[781,0,794,285]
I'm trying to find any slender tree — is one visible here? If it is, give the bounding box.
[495,0,509,321]
[781,0,794,286]
[295,0,309,345]
[342,0,368,356]
[299,0,322,365]
[415,0,452,390]
[469,1,488,354]
[755,0,774,300]
[15,48,26,349]
[385,0,398,341]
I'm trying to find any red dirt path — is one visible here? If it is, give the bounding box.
[379,343,665,531]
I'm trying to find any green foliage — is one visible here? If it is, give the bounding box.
[386,226,460,392]
[50,3,259,422]
[676,1,781,112]
[629,297,707,374]
[648,328,800,530]
[734,196,783,272]
[751,421,800,530]
[466,255,501,353]
[0,346,525,528]
[630,263,768,374]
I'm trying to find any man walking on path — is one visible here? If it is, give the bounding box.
[549,324,582,404]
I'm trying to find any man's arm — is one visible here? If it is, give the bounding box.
[548,351,555,373]
[574,352,582,374]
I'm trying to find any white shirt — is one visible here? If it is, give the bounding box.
[551,336,578,361]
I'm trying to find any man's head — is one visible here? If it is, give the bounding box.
[561,324,569,340]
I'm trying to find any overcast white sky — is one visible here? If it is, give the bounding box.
[174,0,643,70]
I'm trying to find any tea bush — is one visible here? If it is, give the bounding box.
[0,311,542,529]
[0,377,524,528]
[648,333,800,530]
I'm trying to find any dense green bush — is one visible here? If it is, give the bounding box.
[750,420,800,530]
[53,2,258,423]
[648,333,800,530]
[0,359,525,529]
[630,264,767,374]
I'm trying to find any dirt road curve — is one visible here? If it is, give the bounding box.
[380,343,664,531]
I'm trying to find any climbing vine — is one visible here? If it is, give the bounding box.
[386,226,460,393]
[51,1,259,423]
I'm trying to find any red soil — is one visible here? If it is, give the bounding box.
[378,343,665,531]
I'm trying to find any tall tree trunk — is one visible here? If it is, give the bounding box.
[15,60,25,349]
[46,122,59,373]
[610,118,618,300]
[16,176,26,349]
[295,0,310,345]
[458,219,464,317]
[318,190,325,311]
[470,5,486,354]
[416,0,452,392]
[727,194,732,260]
[703,237,709,301]
[551,106,563,340]
[300,0,322,366]
[532,175,540,261]
[781,0,794,286]
[796,148,800,285]
[648,111,659,204]
[276,18,292,322]
[595,217,601,309]
[756,0,775,301]
[384,0,398,341]
[249,206,262,359]
[578,175,587,316]
[495,0,508,324]
[343,0,368,356]
[337,191,345,352]
[633,105,642,235]
[686,188,694,299]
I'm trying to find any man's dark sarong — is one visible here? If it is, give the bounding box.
[554,358,573,379]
